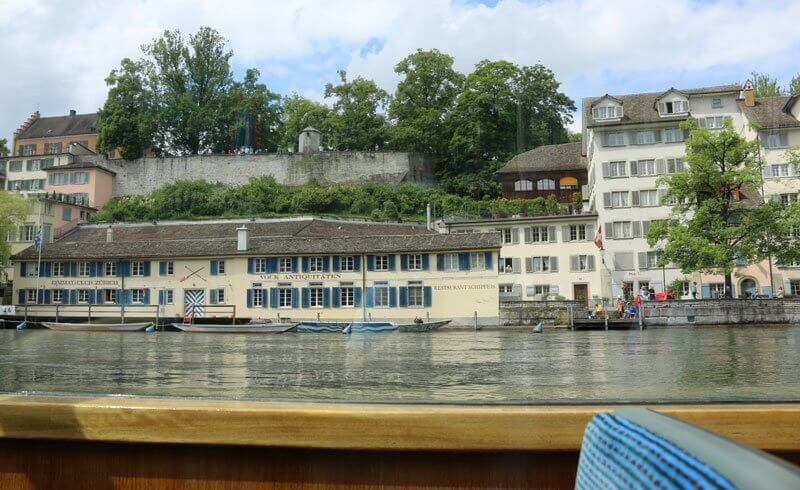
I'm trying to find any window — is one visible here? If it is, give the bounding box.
[131,261,145,276]
[712,98,723,109]
[50,173,69,185]
[8,160,22,172]
[780,193,798,205]
[52,262,64,277]
[642,251,661,269]
[44,142,62,154]
[131,289,146,304]
[528,226,549,242]
[52,289,63,303]
[340,285,355,307]
[163,289,174,305]
[532,285,550,296]
[470,252,485,271]
[79,262,90,277]
[26,159,40,171]
[104,261,116,277]
[309,257,324,272]
[444,253,459,271]
[613,221,632,239]
[639,189,659,207]
[374,255,389,271]
[70,172,89,184]
[611,191,629,208]
[374,283,389,307]
[254,258,267,273]
[537,179,555,190]
[20,144,36,156]
[571,255,594,271]
[764,132,789,149]
[605,132,625,146]
[635,131,655,145]
[607,161,627,177]
[559,176,579,190]
[22,224,36,242]
[514,180,533,191]
[26,263,39,277]
[501,228,514,244]
[634,159,656,176]
[58,207,72,223]
[408,254,423,270]
[527,256,554,273]
[165,261,174,275]
[340,256,354,272]
[771,164,790,178]
[569,225,587,241]
[105,289,117,303]
[791,280,800,296]
[500,257,516,273]
[659,100,689,115]
[593,105,623,120]
[705,116,725,129]
[407,282,424,307]
[708,283,725,298]
[310,284,324,308]
[217,260,226,274]
[252,289,264,307]
[39,158,54,169]
[78,290,89,303]
[663,127,684,143]
[26,290,38,303]
[278,286,292,308]
[499,284,514,294]
[666,158,685,174]
[278,258,292,273]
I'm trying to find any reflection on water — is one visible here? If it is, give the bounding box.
[0,326,798,404]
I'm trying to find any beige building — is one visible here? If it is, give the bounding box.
[441,214,602,305]
[11,217,502,326]
[11,110,98,158]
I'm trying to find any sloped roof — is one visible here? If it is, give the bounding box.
[496,142,585,174]
[740,96,800,129]
[16,113,97,140]
[43,161,116,175]
[13,217,500,260]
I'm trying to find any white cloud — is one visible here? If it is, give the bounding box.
[1,0,799,141]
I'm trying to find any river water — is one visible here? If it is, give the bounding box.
[0,326,798,404]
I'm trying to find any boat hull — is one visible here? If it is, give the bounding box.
[41,322,152,332]
[297,322,344,333]
[345,322,398,333]
[397,320,451,332]
[172,323,298,333]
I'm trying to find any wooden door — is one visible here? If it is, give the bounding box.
[573,284,588,306]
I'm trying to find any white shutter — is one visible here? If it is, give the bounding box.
[511,228,519,244]
[656,159,666,174]
[631,191,640,207]
[525,257,533,273]
[592,107,599,119]
[550,257,558,272]
[696,117,707,128]
[638,252,649,270]
[632,221,642,238]
[658,102,666,114]
[605,222,614,240]
[602,162,610,177]
[615,106,623,118]
[603,192,612,208]
[562,225,570,242]
[585,224,593,240]
[587,255,596,271]
[512,258,521,273]
[524,227,533,243]
[570,255,579,272]
[548,226,557,243]
[630,161,638,176]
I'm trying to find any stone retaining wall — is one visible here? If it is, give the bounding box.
[642,299,800,325]
[499,300,585,326]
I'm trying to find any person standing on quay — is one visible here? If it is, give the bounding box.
[690,282,698,299]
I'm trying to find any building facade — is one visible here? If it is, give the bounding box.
[441,214,602,305]
[11,218,502,326]
[496,142,588,204]
[12,111,98,158]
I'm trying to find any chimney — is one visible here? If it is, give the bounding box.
[106,226,114,243]
[426,203,432,230]
[69,109,76,117]
[237,225,248,251]
[742,80,755,107]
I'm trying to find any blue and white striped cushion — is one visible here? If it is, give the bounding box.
[576,413,737,490]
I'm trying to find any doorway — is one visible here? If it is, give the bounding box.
[573,284,588,306]
[184,289,206,318]
[740,278,757,298]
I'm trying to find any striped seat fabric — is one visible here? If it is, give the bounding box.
[576,413,735,490]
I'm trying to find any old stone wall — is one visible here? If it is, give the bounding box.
[500,300,585,326]
[77,152,435,197]
[642,299,800,325]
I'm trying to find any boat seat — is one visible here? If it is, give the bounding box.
[575,407,800,490]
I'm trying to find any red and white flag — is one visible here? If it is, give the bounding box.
[593,225,603,250]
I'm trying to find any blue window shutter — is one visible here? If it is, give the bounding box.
[388,255,396,271]
[123,289,132,305]
[20,262,26,277]
[268,258,277,273]
[246,289,253,308]
[424,286,432,307]
[302,257,309,273]
[159,261,166,275]
[144,261,151,277]
[323,256,330,272]
[365,287,374,307]
[144,289,151,305]
[436,254,444,271]
[71,262,78,277]
[291,288,299,308]
[291,257,298,273]
[459,252,469,271]
[92,261,101,277]
[210,260,218,275]
[353,256,361,272]
[323,288,331,307]
[158,290,165,305]
[332,256,340,272]
[354,287,362,308]
[422,254,430,270]
[41,262,51,277]
[367,255,375,271]
[270,288,278,308]
[96,290,104,304]
[63,263,71,278]
[247,258,254,274]
[484,251,493,270]
[18,289,25,305]
[399,287,408,307]
[400,255,408,271]
[332,287,341,308]
[42,290,50,304]
[69,289,77,305]
[210,289,218,304]
[302,288,310,308]
[116,261,123,277]
[88,290,96,305]
[701,284,711,299]
[389,287,397,307]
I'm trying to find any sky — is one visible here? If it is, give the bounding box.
[1,0,799,142]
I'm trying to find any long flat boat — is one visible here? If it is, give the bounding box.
[172,323,298,333]
[397,320,451,332]
[41,322,153,332]
[297,321,345,333]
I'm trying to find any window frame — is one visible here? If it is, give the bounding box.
[514,179,533,191]
[408,254,423,271]
[278,258,292,273]
[278,286,292,309]
[217,260,226,275]
[470,252,485,271]
[131,261,145,277]
[131,289,146,304]
[443,253,459,271]
[309,285,324,308]
[340,285,355,308]
[105,289,117,303]
[374,283,390,308]
[309,256,324,273]
[26,290,38,303]
[52,262,65,277]
[340,256,354,272]
[537,178,556,190]
[374,255,389,271]
[104,261,116,277]
[78,289,89,303]
[407,282,424,308]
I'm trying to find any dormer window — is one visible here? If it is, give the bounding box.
[658,100,689,115]
[592,105,623,120]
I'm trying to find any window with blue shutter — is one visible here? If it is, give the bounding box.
[92,261,101,277]
[388,255,396,271]
[246,289,253,308]
[301,288,310,308]
[332,256,340,272]
[210,289,218,304]
[389,287,398,307]
[421,254,430,270]
[123,289,132,305]
[143,289,151,305]
[323,288,331,307]
[436,254,444,271]
[69,289,77,305]
[458,253,469,271]
[354,287,362,308]
[18,289,25,305]
[322,256,330,272]
[210,260,218,275]
[270,288,278,308]
[158,290,165,305]
[366,255,375,271]
[42,290,51,304]
[290,257,298,273]
[159,261,167,275]
[247,258,255,274]
[332,287,341,307]
[291,288,299,308]
[399,287,408,307]
[88,290,96,305]
[484,252,493,270]
[96,290,105,304]
[41,262,51,277]
[302,257,309,273]
[424,287,432,307]
[400,255,408,271]
[20,262,27,277]
[365,287,374,307]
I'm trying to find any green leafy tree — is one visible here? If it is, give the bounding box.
[514,64,575,150]
[647,118,775,293]
[0,192,28,280]
[789,73,800,96]
[225,68,283,152]
[324,70,390,151]
[0,138,9,157]
[388,49,464,154]
[567,131,582,143]
[280,94,331,151]
[750,71,785,97]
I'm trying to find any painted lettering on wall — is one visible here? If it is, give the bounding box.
[48,279,122,287]
[259,274,342,280]
[433,284,497,291]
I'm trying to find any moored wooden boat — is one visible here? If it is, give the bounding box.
[297,321,345,333]
[396,320,451,332]
[42,322,153,332]
[343,322,398,334]
[172,323,298,333]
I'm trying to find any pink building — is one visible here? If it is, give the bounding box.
[42,161,115,209]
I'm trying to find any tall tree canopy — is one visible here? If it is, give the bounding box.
[96,58,154,159]
[388,49,464,154]
[324,70,390,151]
[0,192,28,281]
[227,68,283,152]
[647,118,786,293]
[790,73,800,96]
[0,138,9,157]
[750,70,785,97]
[280,94,331,152]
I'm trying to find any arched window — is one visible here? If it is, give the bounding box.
[559,176,579,190]
[537,179,556,190]
[514,179,533,191]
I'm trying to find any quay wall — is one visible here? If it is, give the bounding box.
[78,152,436,197]
[499,300,585,326]
[642,299,800,326]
